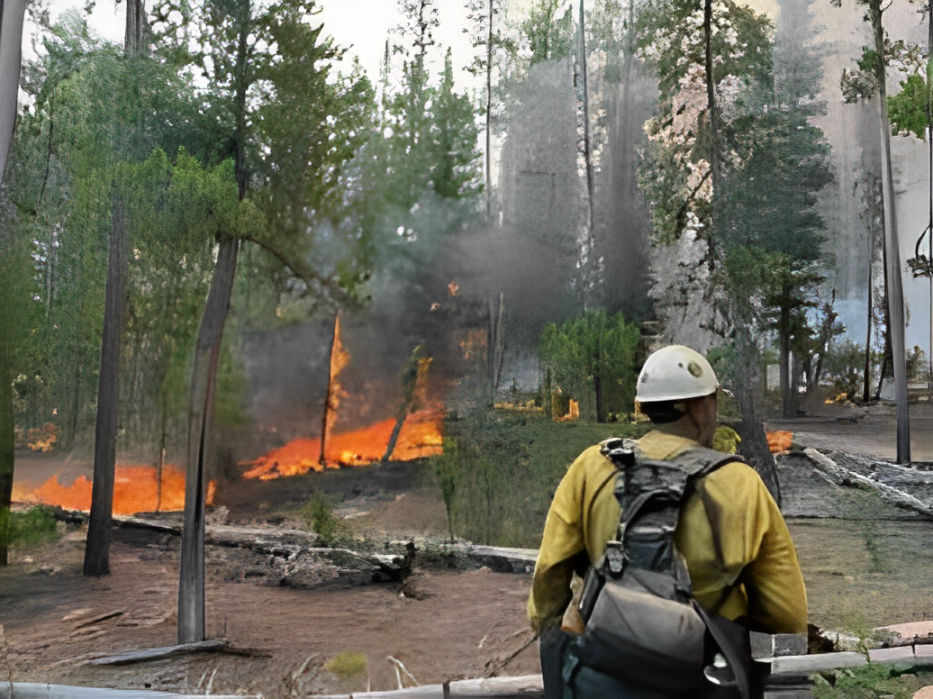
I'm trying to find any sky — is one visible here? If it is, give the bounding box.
[25,0,486,93]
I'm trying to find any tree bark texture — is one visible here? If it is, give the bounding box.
[0,0,27,180]
[863,252,874,402]
[383,344,427,464]
[487,293,505,404]
[83,194,129,577]
[124,0,145,57]
[780,294,791,418]
[870,0,911,462]
[485,0,493,220]
[0,322,14,566]
[734,327,782,507]
[177,235,239,643]
[320,313,339,466]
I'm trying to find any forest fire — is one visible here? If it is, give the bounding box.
[18,465,216,514]
[766,431,794,454]
[240,408,444,481]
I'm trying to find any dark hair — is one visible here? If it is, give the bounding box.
[639,400,684,424]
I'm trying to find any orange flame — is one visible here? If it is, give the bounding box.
[18,464,215,515]
[766,431,793,454]
[241,408,444,481]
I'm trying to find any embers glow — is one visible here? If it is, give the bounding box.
[240,408,444,481]
[19,465,215,514]
[766,431,793,454]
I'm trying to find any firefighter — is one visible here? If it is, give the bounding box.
[529,344,807,698]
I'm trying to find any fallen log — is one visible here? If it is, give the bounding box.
[0,683,259,699]
[803,449,933,518]
[87,640,229,666]
[310,675,544,699]
[462,546,537,574]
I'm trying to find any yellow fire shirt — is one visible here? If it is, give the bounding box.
[527,418,807,634]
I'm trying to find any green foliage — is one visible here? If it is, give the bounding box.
[1,507,61,548]
[539,310,641,420]
[888,72,931,139]
[438,409,645,547]
[432,438,460,541]
[301,493,345,547]
[522,0,574,66]
[812,664,926,699]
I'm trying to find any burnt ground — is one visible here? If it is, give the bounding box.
[4,399,933,695]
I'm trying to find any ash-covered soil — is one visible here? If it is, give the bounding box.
[0,525,538,697]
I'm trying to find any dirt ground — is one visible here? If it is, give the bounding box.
[0,528,539,696]
[4,399,933,696]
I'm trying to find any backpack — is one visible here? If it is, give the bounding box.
[566,437,755,699]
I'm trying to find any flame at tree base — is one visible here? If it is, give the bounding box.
[241,408,444,481]
[18,464,215,515]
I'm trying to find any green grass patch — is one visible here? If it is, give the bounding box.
[434,409,647,548]
[325,651,368,679]
[813,665,933,699]
[1,506,60,549]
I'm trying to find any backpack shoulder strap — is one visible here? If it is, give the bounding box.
[671,446,745,481]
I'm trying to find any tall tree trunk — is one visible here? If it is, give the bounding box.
[0,309,14,566]
[84,193,129,577]
[578,0,595,250]
[486,293,505,405]
[383,344,427,464]
[780,291,791,418]
[870,0,910,462]
[735,327,781,506]
[703,0,721,266]
[319,313,339,467]
[485,0,493,220]
[0,0,26,179]
[124,0,145,57]
[178,3,249,643]
[0,0,27,567]
[864,248,874,402]
[177,235,239,644]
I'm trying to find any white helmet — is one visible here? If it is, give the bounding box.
[636,345,719,404]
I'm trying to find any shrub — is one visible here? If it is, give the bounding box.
[1,506,60,549]
[300,494,345,547]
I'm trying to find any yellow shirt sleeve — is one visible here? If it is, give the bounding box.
[527,452,587,631]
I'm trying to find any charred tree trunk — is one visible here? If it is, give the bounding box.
[870,0,910,461]
[178,1,249,642]
[486,294,505,405]
[780,289,791,417]
[864,256,874,402]
[84,193,129,577]
[703,0,720,265]
[735,327,781,507]
[0,0,27,568]
[0,317,13,566]
[178,235,239,644]
[579,0,595,256]
[320,313,339,467]
[383,344,427,464]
